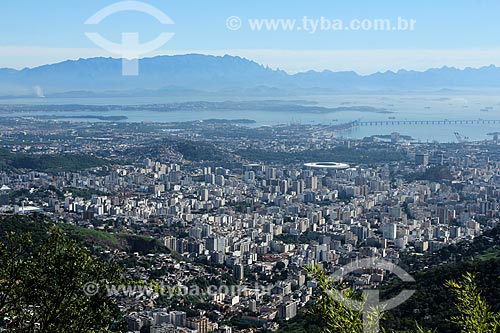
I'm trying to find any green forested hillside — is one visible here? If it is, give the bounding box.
[382,258,500,332]
[0,214,167,255]
[0,148,107,172]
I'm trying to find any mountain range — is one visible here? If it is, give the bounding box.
[1,54,500,98]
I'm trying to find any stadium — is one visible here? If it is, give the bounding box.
[303,162,350,169]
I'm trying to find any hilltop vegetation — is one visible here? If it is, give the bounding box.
[0,148,107,173]
[0,214,168,255]
[381,258,500,332]
[238,146,404,164]
[302,263,500,333]
[406,165,454,183]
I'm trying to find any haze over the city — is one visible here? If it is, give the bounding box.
[2,2,500,333]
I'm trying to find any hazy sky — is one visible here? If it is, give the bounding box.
[1,0,500,73]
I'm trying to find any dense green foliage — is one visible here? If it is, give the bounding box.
[238,147,404,164]
[0,148,107,173]
[382,259,500,332]
[276,310,323,333]
[445,272,500,332]
[0,227,124,332]
[124,138,230,163]
[303,265,368,333]
[302,264,500,333]
[172,140,229,162]
[0,214,168,255]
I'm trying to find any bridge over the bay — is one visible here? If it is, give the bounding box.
[354,119,500,126]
